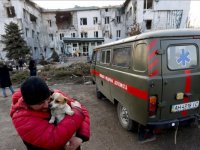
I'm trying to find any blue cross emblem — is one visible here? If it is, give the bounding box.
[176,49,191,67]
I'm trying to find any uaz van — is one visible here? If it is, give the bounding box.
[90,29,200,140]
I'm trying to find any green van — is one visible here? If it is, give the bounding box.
[90,29,200,140]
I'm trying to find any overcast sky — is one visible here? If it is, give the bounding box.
[33,0,125,9]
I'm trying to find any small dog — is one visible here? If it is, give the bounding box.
[49,92,74,124]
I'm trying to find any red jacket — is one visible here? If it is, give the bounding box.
[10,90,90,150]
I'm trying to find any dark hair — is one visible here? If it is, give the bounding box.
[21,77,50,105]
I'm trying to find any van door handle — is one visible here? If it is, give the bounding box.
[158,101,166,108]
[184,93,192,98]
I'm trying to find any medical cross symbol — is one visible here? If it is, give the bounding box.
[176,49,191,66]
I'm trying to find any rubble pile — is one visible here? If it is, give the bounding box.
[10,62,92,85]
[39,62,92,84]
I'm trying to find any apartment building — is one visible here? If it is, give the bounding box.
[0,0,193,60]
[124,0,191,36]
[0,0,44,60]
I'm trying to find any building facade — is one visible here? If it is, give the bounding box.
[0,0,44,60]
[0,0,194,60]
[124,0,191,36]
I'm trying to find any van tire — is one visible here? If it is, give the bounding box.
[117,102,134,131]
[96,87,103,99]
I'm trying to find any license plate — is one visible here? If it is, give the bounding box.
[171,101,199,112]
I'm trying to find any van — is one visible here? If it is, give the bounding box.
[90,29,200,140]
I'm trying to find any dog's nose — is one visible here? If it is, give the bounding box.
[48,103,52,108]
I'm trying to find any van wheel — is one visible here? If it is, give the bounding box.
[117,102,134,131]
[96,87,103,99]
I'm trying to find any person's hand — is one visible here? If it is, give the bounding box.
[71,101,81,108]
[64,137,83,150]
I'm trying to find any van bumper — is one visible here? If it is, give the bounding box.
[147,114,200,129]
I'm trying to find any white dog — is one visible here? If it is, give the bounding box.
[49,92,74,124]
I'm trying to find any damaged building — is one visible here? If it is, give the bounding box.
[124,0,191,36]
[0,0,194,60]
[0,0,43,60]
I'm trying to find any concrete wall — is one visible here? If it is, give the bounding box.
[100,7,125,43]
[0,0,44,60]
[0,0,194,60]
[129,0,191,33]
[77,10,102,38]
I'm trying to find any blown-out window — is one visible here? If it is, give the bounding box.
[113,47,131,67]
[167,45,197,70]
[80,18,87,25]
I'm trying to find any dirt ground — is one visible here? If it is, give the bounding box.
[0,83,200,150]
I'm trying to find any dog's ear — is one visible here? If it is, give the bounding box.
[50,95,53,102]
[64,97,69,103]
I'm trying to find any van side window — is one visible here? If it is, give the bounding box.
[96,50,101,62]
[101,51,106,63]
[167,45,197,70]
[133,44,147,71]
[100,50,111,64]
[106,50,111,63]
[113,47,131,67]
[91,51,96,63]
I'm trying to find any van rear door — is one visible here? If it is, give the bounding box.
[161,39,200,120]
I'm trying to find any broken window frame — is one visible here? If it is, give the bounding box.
[144,0,153,10]
[129,7,132,17]
[6,6,16,18]
[116,16,121,23]
[145,20,152,30]
[80,18,87,25]
[49,34,53,41]
[81,32,88,38]
[105,17,110,24]
[104,30,110,38]
[73,43,77,47]
[25,28,29,37]
[30,14,37,23]
[60,33,64,40]
[116,30,121,38]
[94,31,98,38]
[71,33,76,38]
[91,42,95,46]
[93,17,98,25]
[37,32,39,40]
[32,30,35,38]
[48,20,52,27]
[97,42,102,46]
[23,9,25,19]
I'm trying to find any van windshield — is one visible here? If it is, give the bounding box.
[167,45,197,70]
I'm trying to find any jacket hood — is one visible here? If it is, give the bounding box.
[10,91,27,117]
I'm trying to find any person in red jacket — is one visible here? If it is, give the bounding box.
[10,77,90,150]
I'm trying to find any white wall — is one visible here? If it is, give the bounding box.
[136,0,190,32]
[0,0,194,60]
[77,10,102,38]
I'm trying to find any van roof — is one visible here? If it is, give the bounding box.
[95,29,200,49]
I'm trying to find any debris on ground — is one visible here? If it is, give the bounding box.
[11,62,93,85]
